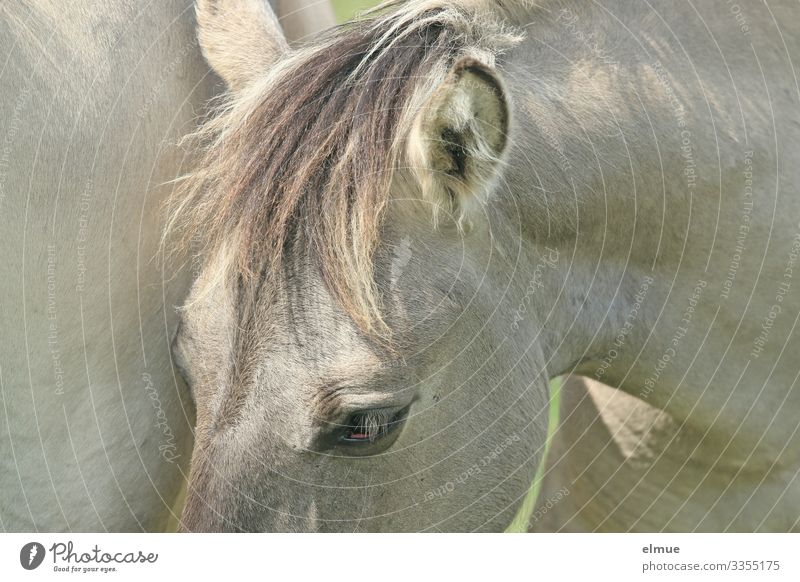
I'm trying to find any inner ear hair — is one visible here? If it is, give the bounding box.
[408,55,510,227]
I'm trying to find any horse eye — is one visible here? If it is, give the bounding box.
[339,407,409,445]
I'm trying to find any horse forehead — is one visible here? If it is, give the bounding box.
[319,354,386,383]
[259,316,383,376]
[289,341,385,387]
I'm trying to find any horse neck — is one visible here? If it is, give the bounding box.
[498,9,668,377]
[503,1,800,463]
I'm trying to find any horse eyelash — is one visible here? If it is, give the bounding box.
[347,409,396,441]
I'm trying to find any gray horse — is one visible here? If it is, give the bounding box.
[174,0,800,532]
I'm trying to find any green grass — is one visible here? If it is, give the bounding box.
[505,377,563,532]
[331,0,381,23]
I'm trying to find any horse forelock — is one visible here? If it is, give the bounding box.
[167,1,522,339]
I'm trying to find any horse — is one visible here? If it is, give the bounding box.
[0,0,333,532]
[172,0,800,532]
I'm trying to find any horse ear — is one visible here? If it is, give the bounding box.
[407,56,510,223]
[196,0,289,91]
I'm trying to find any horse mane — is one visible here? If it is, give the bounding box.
[167,0,521,337]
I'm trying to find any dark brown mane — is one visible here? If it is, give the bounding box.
[168,2,514,335]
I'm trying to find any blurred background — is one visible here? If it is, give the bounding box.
[331,0,381,22]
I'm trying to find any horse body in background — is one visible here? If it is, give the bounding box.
[174,0,800,532]
[0,0,332,532]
